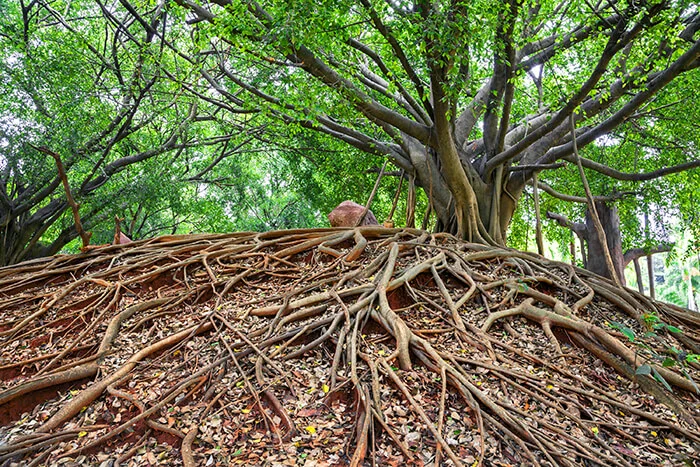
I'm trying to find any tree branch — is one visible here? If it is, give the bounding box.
[537,181,636,203]
[31,146,92,250]
[544,39,700,164]
[560,156,700,182]
[348,38,431,124]
[485,9,656,175]
[545,211,587,237]
[357,0,430,114]
[623,244,673,269]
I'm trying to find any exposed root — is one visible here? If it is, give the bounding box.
[1,227,698,465]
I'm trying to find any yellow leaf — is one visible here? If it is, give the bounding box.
[322,384,330,393]
[70,390,79,396]
[591,427,599,435]
[546,384,554,390]
[305,426,316,435]
[78,431,88,437]
[241,409,251,414]
[651,431,658,437]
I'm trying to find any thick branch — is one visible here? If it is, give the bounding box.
[545,211,587,238]
[544,39,700,164]
[485,16,633,174]
[560,157,700,182]
[623,244,673,269]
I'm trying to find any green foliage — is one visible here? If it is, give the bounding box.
[609,318,700,394]
[2,0,699,271]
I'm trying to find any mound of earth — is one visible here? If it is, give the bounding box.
[0,228,698,466]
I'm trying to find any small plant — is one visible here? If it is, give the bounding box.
[609,318,700,393]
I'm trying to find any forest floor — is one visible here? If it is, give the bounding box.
[0,227,699,466]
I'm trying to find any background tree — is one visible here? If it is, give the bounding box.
[0,0,424,265]
[0,0,258,265]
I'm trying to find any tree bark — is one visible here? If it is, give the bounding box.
[548,204,672,291]
[633,259,644,294]
[584,201,625,285]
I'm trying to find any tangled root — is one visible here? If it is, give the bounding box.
[1,228,699,466]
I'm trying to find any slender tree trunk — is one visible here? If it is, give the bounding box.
[532,175,544,256]
[647,254,655,299]
[686,258,697,311]
[633,259,645,294]
[569,240,576,266]
[645,214,655,299]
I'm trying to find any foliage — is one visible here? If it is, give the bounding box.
[2,0,700,272]
[609,316,699,394]
[528,70,700,261]
[162,0,700,247]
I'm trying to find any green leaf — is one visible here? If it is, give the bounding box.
[681,369,700,395]
[666,325,682,334]
[610,321,635,342]
[661,357,676,368]
[651,368,673,392]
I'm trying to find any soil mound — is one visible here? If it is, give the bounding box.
[1,228,698,465]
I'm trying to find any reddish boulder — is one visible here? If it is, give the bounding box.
[114,232,132,245]
[328,200,379,227]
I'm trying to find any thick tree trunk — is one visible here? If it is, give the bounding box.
[547,202,626,285]
[410,158,507,245]
[403,134,500,244]
[584,202,625,284]
[1,196,110,266]
[0,200,67,266]
[1,209,75,266]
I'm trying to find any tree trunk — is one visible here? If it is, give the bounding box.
[583,201,625,284]
[633,259,644,294]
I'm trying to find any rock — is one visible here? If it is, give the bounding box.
[328,200,378,227]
